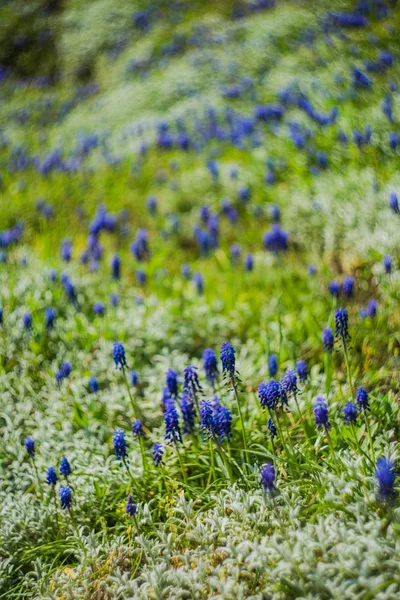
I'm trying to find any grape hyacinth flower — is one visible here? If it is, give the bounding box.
[199,399,214,439]
[89,377,98,393]
[183,366,202,397]
[59,485,72,510]
[152,443,164,467]
[389,192,399,214]
[164,398,182,444]
[111,293,119,307]
[383,255,392,274]
[193,272,204,294]
[111,255,121,280]
[23,312,32,330]
[126,494,137,517]
[59,457,71,478]
[131,419,144,438]
[93,302,105,316]
[220,342,236,379]
[343,401,358,424]
[356,386,369,412]
[113,428,128,463]
[258,380,288,410]
[24,436,35,457]
[113,341,127,369]
[296,360,308,383]
[329,280,341,297]
[281,369,298,396]
[166,368,178,398]
[268,354,278,377]
[45,307,56,330]
[261,463,275,495]
[46,467,58,486]
[334,308,350,344]
[244,253,254,271]
[375,457,396,503]
[367,299,377,318]
[268,418,277,438]
[130,370,139,386]
[263,224,289,254]
[343,276,354,298]
[180,393,196,434]
[202,348,219,386]
[323,328,334,351]
[313,397,330,430]
[212,397,232,443]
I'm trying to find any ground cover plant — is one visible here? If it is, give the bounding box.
[1,0,400,598]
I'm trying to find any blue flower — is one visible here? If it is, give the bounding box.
[258,380,287,410]
[296,360,308,383]
[45,307,56,330]
[181,264,191,279]
[55,362,72,385]
[193,272,204,294]
[113,429,128,462]
[356,386,369,412]
[281,369,298,396]
[126,494,137,516]
[343,276,354,298]
[164,398,182,444]
[367,299,377,318]
[313,397,330,430]
[59,456,71,478]
[220,342,236,378]
[131,419,144,438]
[261,463,275,494]
[343,401,358,424]
[146,196,157,215]
[111,293,119,307]
[22,312,32,329]
[183,366,202,396]
[212,397,232,443]
[199,399,214,438]
[113,342,127,369]
[375,457,396,502]
[328,280,341,297]
[59,485,72,509]
[93,302,105,316]
[267,418,277,438]
[166,368,178,398]
[130,370,139,386]
[334,308,350,343]
[46,466,58,485]
[24,436,35,457]
[0,307,3,326]
[180,393,196,434]
[89,377,98,393]
[383,255,392,274]
[244,254,254,271]
[136,270,146,285]
[323,328,334,351]
[389,192,399,214]
[352,67,372,88]
[268,354,278,377]
[152,443,164,467]
[111,255,121,280]
[263,224,288,254]
[202,348,219,386]
[61,240,72,262]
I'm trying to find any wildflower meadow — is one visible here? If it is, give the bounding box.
[1,0,400,598]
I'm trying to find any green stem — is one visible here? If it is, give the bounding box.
[52,485,59,530]
[364,411,376,465]
[174,442,188,487]
[214,439,234,484]
[122,367,137,419]
[342,340,355,402]
[207,439,215,487]
[31,458,43,499]
[138,437,148,474]
[231,377,249,467]
[324,352,332,399]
